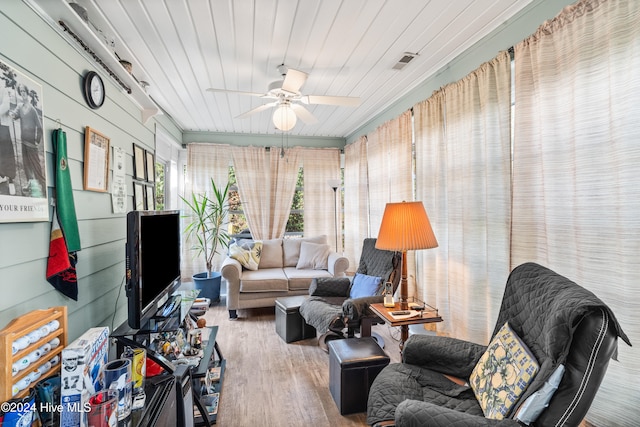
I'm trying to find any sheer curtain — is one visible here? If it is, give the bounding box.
[182,143,233,279]
[302,148,341,248]
[344,136,369,269]
[414,92,450,332]
[231,146,271,240]
[512,0,640,423]
[366,111,413,233]
[268,147,301,239]
[367,111,414,293]
[415,51,512,342]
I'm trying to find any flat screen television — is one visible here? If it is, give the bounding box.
[126,210,181,329]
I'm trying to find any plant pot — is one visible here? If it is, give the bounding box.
[192,272,221,305]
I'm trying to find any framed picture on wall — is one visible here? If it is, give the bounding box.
[145,150,155,183]
[0,59,49,222]
[133,181,144,210]
[83,127,110,192]
[133,144,146,181]
[145,184,155,210]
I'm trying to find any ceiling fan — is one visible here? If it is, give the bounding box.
[207,64,361,131]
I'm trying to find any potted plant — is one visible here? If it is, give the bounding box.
[181,178,231,304]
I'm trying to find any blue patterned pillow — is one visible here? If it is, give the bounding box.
[349,273,382,298]
[469,322,540,420]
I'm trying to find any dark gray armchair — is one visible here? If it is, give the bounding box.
[299,238,402,345]
[367,262,631,426]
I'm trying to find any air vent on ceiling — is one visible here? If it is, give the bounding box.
[392,52,418,70]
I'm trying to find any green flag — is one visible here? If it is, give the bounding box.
[53,128,80,251]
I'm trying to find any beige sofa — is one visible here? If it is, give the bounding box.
[221,235,349,318]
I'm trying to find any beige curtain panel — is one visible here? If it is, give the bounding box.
[512,0,640,423]
[182,143,233,279]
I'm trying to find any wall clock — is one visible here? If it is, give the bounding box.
[83,71,105,109]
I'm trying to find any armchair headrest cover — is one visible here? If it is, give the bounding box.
[494,262,630,416]
[357,238,402,290]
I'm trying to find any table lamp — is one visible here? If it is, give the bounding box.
[375,201,438,310]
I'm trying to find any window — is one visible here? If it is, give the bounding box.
[228,166,304,239]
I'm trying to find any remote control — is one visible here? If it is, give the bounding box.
[391,310,411,315]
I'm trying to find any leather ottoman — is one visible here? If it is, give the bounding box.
[328,337,390,415]
[275,295,316,343]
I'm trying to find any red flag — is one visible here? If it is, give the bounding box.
[46,202,78,300]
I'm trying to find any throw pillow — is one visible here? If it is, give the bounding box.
[283,235,328,267]
[296,241,331,270]
[229,240,263,271]
[349,273,382,299]
[258,238,283,269]
[469,322,540,420]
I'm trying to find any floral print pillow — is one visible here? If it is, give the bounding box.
[469,322,539,419]
[229,240,263,270]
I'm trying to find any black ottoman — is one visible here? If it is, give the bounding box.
[275,295,316,343]
[328,337,390,415]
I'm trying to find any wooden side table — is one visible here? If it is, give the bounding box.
[369,302,443,353]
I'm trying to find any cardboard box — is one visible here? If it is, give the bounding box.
[60,327,109,427]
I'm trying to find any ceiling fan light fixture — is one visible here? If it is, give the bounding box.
[273,104,297,131]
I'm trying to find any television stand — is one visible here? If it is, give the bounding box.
[111,288,225,425]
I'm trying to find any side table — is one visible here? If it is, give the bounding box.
[369,302,442,353]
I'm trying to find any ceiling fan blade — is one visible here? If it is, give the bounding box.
[281,68,308,94]
[290,103,318,124]
[302,95,361,107]
[207,88,266,97]
[235,102,278,119]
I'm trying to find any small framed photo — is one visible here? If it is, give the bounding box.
[84,127,110,192]
[133,181,144,210]
[133,144,146,181]
[145,150,155,183]
[145,184,155,210]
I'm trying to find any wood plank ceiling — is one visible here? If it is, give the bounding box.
[65,0,533,137]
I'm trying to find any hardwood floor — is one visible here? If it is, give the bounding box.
[200,297,402,427]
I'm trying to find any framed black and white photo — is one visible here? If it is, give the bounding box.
[0,59,48,222]
[133,143,146,181]
[145,150,155,183]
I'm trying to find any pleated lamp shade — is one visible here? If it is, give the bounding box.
[376,201,438,251]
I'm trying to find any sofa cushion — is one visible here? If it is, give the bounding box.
[284,267,333,290]
[283,235,328,267]
[349,273,382,298]
[469,322,539,420]
[228,239,263,270]
[258,238,283,269]
[296,241,331,270]
[239,268,288,292]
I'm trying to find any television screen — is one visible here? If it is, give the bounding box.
[126,210,181,329]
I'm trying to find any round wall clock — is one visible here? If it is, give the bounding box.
[83,71,105,109]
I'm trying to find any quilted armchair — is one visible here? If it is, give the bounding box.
[367,262,631,426]
[299,238,401,343]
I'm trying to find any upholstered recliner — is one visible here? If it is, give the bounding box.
[299,238,402,342]
[367,262,631,426]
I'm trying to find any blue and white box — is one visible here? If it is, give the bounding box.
[60,326,109,427]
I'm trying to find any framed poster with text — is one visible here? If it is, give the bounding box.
[0,59,48,222]
[83,127,110,192]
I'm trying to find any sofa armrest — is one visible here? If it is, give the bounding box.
[342,295,384,321]
[327,251,349,277]
[309,277,351,297]
[395,399,520,427]
[221,257,242,310]
[402,335,487,378]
